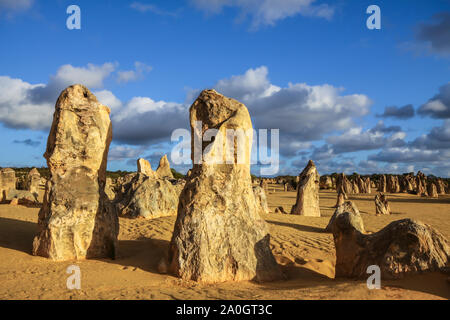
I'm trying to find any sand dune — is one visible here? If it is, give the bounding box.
[0,186,448,300]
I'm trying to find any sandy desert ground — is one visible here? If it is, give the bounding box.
[0,185,449,300]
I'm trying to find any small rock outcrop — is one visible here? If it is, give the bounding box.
[4,189,39,206]
[115,173,182,219]
[290,160,320,217]
[334,191,345,208]
[325,200,364,233]
[32,85,119,261]
[25,168,41,195]
[375,193,391,215]
[0,168,16,202]
[332,213,450,279]
[253,186,270,214]
[156,155,174,179]
[137,158,156,178]
[427,182,438,198]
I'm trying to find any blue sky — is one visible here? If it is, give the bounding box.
[0,0,449,177]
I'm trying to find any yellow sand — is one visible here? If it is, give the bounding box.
[0,185,448,300]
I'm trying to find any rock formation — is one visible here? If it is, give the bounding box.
[32,84,119,261]
[375,193,391,215]
[275,206,288,214]
[290,160,320,217]
[156,155,174,179]
[334,191,345,208]
[260,179,268,192]
[4,189,39,206]
[253,186,270,214]
[336,173,352,194]
[25,168,41,195]
[427,182,438,198]
[0,168,16,202]
[168,89,281,283]
[351,180,360,194]
[364,177,371,194]
[320,175,333,189]
[387,175,400,193]
[115,173,182,219]
[378,175,387,193]
[137,158,156,178]
[416,171,428,196]
[325,200,364,233]
[435,179,447,195]
[332,213,449,279]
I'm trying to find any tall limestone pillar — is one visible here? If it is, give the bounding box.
[32,85,118,261]
[168,89,281,283]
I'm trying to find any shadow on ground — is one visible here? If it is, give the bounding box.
[0,217,35,255]
[267,220,325,233]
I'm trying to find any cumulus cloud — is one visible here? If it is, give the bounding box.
[0,76,53,130]
[117,62,152,84]
[416,12,450,56]
[418,82,450,119]
[365,120,450,176]
[214,66,372,155]
[369,147,444,163]
[93,90,123,111]
[377,104,415,120]
[0,63,118,130]
[190,0,334,28]
[29,62,117,105]
[108,145,144,161]
[111,97,189,145]
[411,120,450,151]
[309,121,405,159]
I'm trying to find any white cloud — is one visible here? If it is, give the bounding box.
[0,76,53,130]
[214,66,372,149]
[0,62,117,129]
[52,63,117,89]
[108,145,144,161]
[117,61,152,84]
[190,0,334,28]
[94,90,123,111]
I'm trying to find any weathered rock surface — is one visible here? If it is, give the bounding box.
[26,168,41,195]
[168,89,281,283]
[5,189,39,205]
[320,176,333,189]
[427,182,438,198]
[375,192,391,215]
[378,175,387,193]
[336,173,352,194]
[32,84,118,261]
[156,155,174,179]
[253,186,270,214]
[325,200,364,233]
[290,160,320,217]
[332,213,450,279]
[115,173,182,219]
[137,158,156,178]
[0,168,16,202]
[334,191,345,208]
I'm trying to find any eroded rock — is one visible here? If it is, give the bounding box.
[332,213,450,279]
[168,89,281,283]
[32,84,118,261]
[290,160,320,217]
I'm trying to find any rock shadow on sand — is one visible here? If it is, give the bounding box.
[0,217,35,255]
